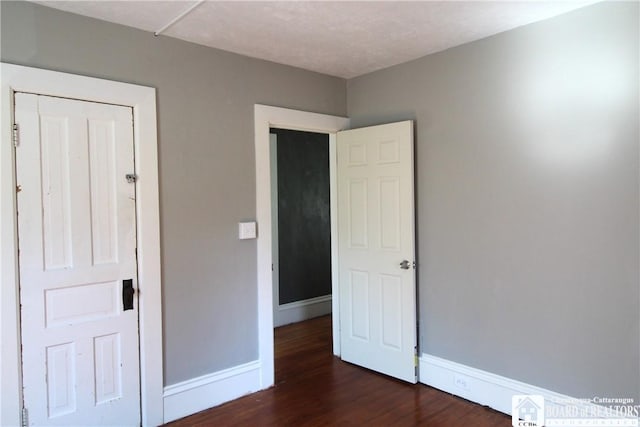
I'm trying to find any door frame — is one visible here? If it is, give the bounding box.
[1,63,164,426]
[254,105,349,388]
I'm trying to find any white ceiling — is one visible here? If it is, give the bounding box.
[33,0,597,79]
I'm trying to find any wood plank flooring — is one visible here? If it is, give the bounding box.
[165,315,511,426]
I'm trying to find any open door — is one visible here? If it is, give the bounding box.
[337,120,417,383]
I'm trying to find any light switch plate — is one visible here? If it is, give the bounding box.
[238,221,257,239]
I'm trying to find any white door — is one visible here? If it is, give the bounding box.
[15,93,141,426]
[337,121,417,383]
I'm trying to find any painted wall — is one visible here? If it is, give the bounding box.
[272,129,331,305]
[0,0,346,386]
[347,1,639,402]
[2,0,638,407]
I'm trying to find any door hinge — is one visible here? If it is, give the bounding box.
[21,407,28,427]
[125,173,137,183]
[13,123,19,147]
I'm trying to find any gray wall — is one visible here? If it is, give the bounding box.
[2,0,638,404]
[348,1,639,401]
[0,0,346,386]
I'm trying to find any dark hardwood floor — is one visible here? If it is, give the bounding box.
[165,315,511,426]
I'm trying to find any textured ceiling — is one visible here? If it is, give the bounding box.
[33,1,597,78]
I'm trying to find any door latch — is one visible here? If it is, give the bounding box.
[122,279,135,311]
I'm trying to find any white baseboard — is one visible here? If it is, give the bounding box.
[420,353,551,414]
[419,354,638,425]
[163,360,261,423]
[274,294,331,327]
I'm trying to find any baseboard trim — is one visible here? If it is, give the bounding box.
[419,354,638,424]
[420,353,549,414]
[274,294,332,327]
[163,360,261,423]
[278,294,331,311]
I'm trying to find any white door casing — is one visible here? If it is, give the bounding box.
[337,121,417,383]
[1,63,162,427]
[254,105,349,388]
[16,93,141,425]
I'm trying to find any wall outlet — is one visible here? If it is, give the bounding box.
[454,373,471,391]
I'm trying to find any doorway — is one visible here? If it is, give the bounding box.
[255,104,418,390]
[254,105,349,388]
[270,128,332,328]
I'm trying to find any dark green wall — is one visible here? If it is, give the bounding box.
[272,129,331,305]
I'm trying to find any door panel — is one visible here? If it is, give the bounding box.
[15,93,140,426]
[347,178,368,248]
[88,118,121,265]
[44,281,120,327]
[337,121,417,383]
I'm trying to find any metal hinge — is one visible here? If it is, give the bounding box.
[21,407,28,427]
[125,174,137,183]
[13,123,19,147]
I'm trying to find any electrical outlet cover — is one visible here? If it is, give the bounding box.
[454,373,471,391]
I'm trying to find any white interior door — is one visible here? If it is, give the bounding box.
[15,93,141,426]
[337,120,417,383]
